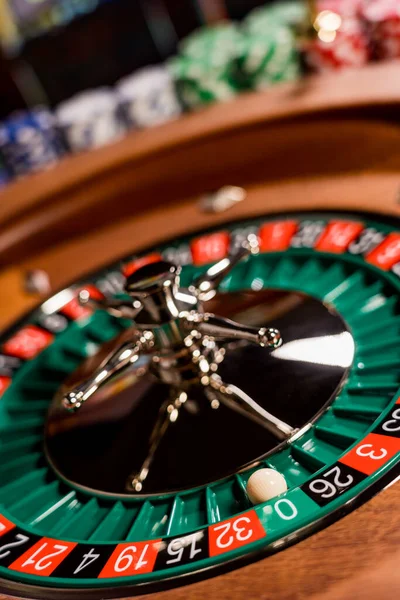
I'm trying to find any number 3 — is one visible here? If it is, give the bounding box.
[356,444,387,461]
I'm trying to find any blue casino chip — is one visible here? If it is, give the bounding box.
[0,108,65,177]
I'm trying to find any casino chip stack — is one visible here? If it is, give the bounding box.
[56,88,124,153]
[169,23,243,110]
[117,66,182,129]
[0,108,64,178]
[240,4,302,89]
[303,0,370,72]
[362,0,400,60]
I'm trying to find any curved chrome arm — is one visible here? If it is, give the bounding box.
[62,334,152,412]
[207,376,294,440]
[126,390,186,492]
[79,290,142,320]
[189,313,282,349]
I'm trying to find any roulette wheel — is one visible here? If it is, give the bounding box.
[0,61,400,600]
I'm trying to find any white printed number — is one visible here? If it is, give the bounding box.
[349,228,383,254]
[356,444,387,461]
[214,517,253,550]
[309,466,353,499]
[382,408,400,433]
[375,239,400,264]
[74,548,100,575]
[291,222,324,248]
[0,534,29,560]
[22,543,68,571]
[274,499,298,521]
[114,545,150,573]
[202,239,224,257]
[166,533,202,565]
[327,224,354,246]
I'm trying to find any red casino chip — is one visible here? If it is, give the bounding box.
[362,0,400,60]
[304,16,370,72]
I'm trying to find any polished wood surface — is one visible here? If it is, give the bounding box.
[0,62,400,600]
[1,170,400,332]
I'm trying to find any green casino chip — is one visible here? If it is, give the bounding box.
[236,27,301,89]
[171,17,301,108]
[169,24,246,110]
[168,55,239,110]
[239,2,303,90]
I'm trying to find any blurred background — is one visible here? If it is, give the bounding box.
[0,0,399,187]
[1,0,271,114]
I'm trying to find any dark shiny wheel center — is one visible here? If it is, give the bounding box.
[45,289,354,496]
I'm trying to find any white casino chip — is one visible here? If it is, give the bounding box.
[116,66,182,129]
[56,88,125,152]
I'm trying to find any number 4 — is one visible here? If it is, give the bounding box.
[74,548,101,575]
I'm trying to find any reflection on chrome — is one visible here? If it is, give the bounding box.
[272,332,355,368]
